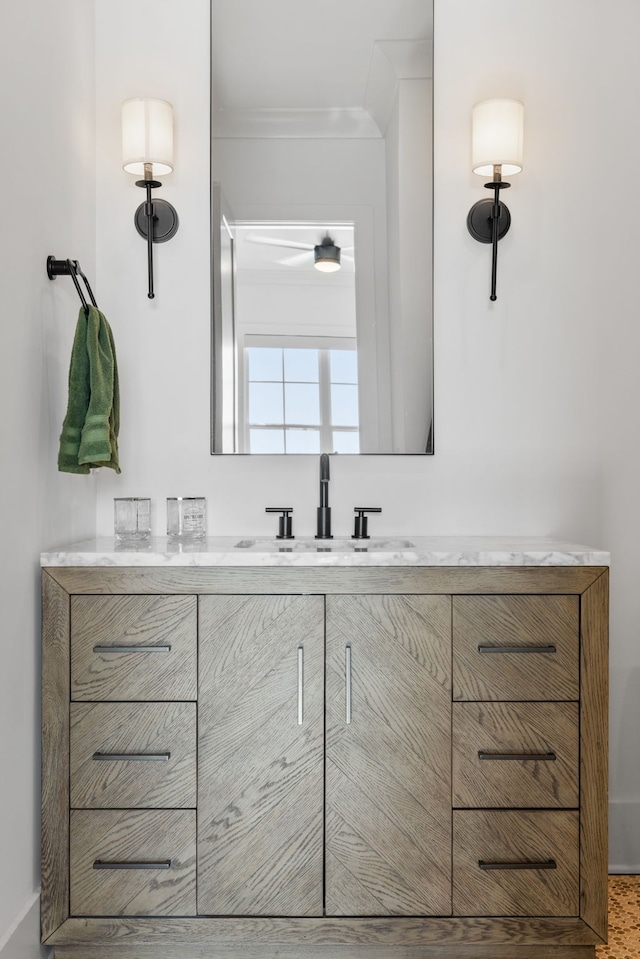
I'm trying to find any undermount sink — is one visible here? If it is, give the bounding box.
[234,537,416,553]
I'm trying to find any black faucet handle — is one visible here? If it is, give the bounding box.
[265,507,294,540]
[352,507,382,540]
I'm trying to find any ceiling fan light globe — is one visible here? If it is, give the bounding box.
[314,258,341,273]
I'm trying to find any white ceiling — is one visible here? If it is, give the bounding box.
[210,0,433,115]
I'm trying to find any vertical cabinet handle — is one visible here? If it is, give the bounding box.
[345,645,352,724]
[298,646,304,725]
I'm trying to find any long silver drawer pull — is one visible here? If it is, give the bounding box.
[478,751,556,761]
[298,646,304,725]
[93,644,171,654]
[92,752,171,762]
[93,859,171,870]
[345,645,352,725]
[478,859,557,871]
[477,644,557,654]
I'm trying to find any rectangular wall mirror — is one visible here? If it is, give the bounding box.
[210,0,433,455]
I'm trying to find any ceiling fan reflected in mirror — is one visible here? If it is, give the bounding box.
[244,229,355,272]
[314,234,341,273]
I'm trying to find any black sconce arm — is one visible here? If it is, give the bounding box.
[467,178,512,302]
[133,174,179,299]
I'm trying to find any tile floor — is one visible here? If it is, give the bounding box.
[596,876,640,959]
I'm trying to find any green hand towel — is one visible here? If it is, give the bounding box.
[78,306,120,471]
[57,307,91,473]
[58,305,121,474]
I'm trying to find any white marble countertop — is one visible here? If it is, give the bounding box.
[41,536,610,567]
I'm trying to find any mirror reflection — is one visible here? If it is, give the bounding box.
[210,0,433,454]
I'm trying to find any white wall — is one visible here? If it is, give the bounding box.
[94,0,212,514]
[0,0,97,953]
[236,273,356,341]
[94,0,607,538]
[386,78,433,451]
[94,0,639,866]
[590,0,640,870]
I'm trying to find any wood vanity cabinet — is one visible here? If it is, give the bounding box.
[41,564,608,959]
[197,593,451,918]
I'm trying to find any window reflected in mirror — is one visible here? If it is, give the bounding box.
[245,341,360,454]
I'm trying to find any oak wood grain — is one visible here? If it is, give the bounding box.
[453,701,578,808]
[41,571,70,940]
[44,916,602,947]
[70,595,196,700]
[579,570,609,939]
[52,944,596,959]
[45,565,605,596]
[41,563,609,959]
[453,810,579,917]
[70,809,196,916]
[198,594,325,916]
[453,595,579,701]
[326,595,452,916]
[70,701,196,808]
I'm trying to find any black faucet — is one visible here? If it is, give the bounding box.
[315,453,332,539]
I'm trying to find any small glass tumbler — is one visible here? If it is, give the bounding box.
[114,497,151,544]
[167,497,207,542]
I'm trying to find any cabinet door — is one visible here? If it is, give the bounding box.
[198,595,324,916]
[326,595,452,916]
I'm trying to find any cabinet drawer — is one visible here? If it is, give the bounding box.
[70,809,196,916]
[453,810,579,917]
[71,595,197,701]
[452,596,579,701]
[70,702,196,809]
[452,702,578,808]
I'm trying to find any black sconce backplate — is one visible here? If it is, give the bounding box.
[134,198,179,243]
[467,197,511,244]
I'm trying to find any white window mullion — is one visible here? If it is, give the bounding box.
[318,350,333,452]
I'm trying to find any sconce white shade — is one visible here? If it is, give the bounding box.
[472,98,524,176]
[122,98,174,176]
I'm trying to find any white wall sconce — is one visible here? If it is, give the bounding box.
[122,97,179,299]
[467,98,523,301]
[314,234,342,273]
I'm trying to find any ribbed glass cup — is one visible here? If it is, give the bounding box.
[114,497,151,544]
